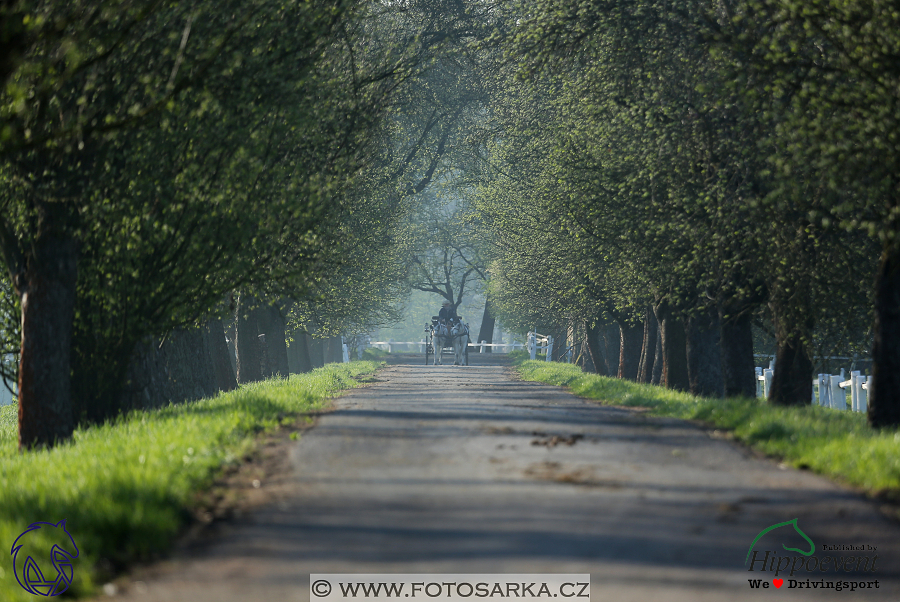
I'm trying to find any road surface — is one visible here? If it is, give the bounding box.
[103,354,899,601]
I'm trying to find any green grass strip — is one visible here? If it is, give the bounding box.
[513,356,900,496]
[0,360,379,600]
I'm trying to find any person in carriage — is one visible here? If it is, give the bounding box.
[438,300,458,325]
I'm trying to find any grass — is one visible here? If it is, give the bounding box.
[0,360,379,601]
[359,347,389,361]
[512,354,900,497]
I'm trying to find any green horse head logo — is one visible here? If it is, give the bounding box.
[746,518,815,564]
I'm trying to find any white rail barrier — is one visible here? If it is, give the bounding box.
[756,364,870,412]
[367,341,526,354]
[527,332,553,362]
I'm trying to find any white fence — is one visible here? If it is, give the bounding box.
[366,339,527,354]
[367,333,554,360]
[527,332,554,361]
[756,363,870,412]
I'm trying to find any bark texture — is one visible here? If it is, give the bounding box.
[118,320,235,411]
[260,304,289,377]
[686,308,725,398]
[476,301,495,353]
[655,304,690,391]
[651,328,663,385]
[17,206,77,448]
[583,321,605,374]
[617,321,643,380]
[602,323,620,376]
[720,311,756,398]
[871,240,900,426]
[235,294,262,384]
[577,322,596,373]
[769,332,813,406]
[258,334,271,378]
[309,336,325,368]
[637,307,658,383]
[322,336,343,364]
[287,331,314,374]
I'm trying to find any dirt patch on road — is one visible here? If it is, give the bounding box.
[182,409,328,546]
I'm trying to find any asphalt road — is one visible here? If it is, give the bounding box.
[105,354,900,601]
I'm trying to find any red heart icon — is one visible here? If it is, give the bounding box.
[773,579,783,588]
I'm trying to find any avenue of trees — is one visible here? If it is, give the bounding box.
[0,0,488,448]
[470,0,888,425]
[1,0,898,450]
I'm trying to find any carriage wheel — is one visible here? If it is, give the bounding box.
[425,341,431,365]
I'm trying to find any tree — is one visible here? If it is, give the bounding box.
[0,0,434,446]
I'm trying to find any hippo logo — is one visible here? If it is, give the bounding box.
[10,520,79,596]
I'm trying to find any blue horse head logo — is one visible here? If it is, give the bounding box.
[10,520,79,596]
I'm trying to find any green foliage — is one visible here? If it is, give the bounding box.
[374,288,485,345]
[469,0,877,373]
[0,0,462,424]
[515,359,900,493]
[0,360,378,601]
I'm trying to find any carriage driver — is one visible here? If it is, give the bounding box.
[438,300,458,325]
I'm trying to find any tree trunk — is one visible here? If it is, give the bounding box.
[578,322,595,373]
[769,331,813,406]
[258,334,271,378]
[686,308,725,398]
[871,240,900,426]
[235,293,262,384]
[617,321,643,380]
[291,331,314,373]
[17,207,77,449]
[651,327,663,385]
[321,336,342,364]
[655,304,690,391]
[583,321,605,375]
[720,310,756,398]
[333,336,345,363]
[260,304,289,377]
[602,323,619,376]
[207,319,237,392]
[309,336,325,368]
[551,326,568,362]
[636,307,657,383]
[476,300,496,353]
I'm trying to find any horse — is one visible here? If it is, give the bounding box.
[432,321,450,365]
[450,320,469,366]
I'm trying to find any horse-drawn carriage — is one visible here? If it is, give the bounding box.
[424,316,469,366]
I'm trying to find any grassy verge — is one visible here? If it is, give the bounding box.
[512,355,900,497]
[0,360,380,601]
[360,347,389,361]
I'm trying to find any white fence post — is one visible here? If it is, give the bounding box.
[763,368,774,400]
[480,340,486,353]
[861,375,870,413]
[342,339,350,363]
[529,332,536,360]
[545,336,554,362]
[850,370,860,411]
[830,375,846,410]
[818,374,830,407]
